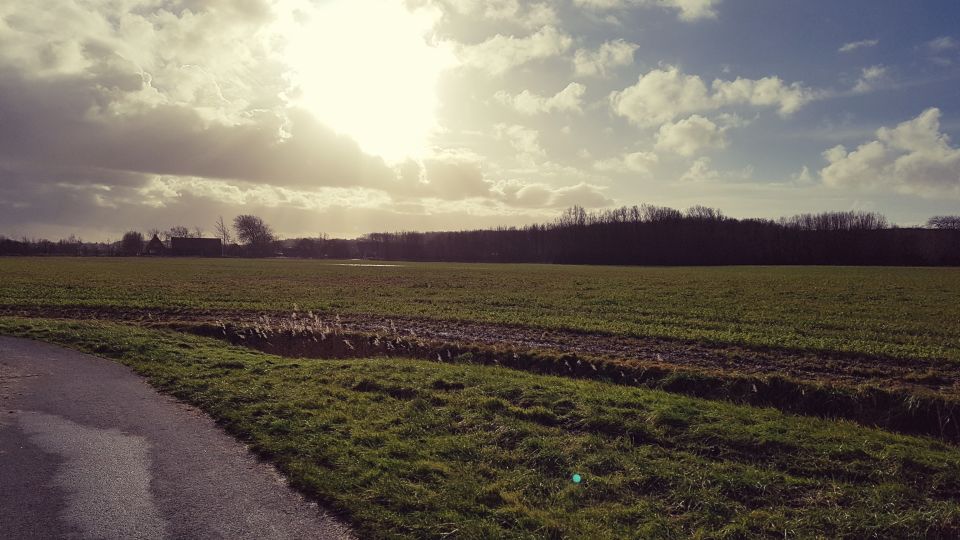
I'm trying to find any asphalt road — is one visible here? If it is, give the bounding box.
[0,336,353,539]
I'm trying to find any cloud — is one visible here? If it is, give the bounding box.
[0,0,529,226]
[852,65,888,94]
[550,182,615,207]
[926,36,959,52]
[430,0,558,29]
[610,66,817,127]
[679,156,753,183]
[680,157,720,182]
[457,26,572,75]
[838,39,879,53]
[495,181,614,208]
[495,124,547,162]
[573,40,638,77]
[0,1,414,194]
[820,108,960,198]
[790,166,816,186]
[0,0,282,123]
[139,176,391,211]
[924,36,959,66]
[0,68,396,188]
[495,82,586,115]
[572,0,624,8]
[593,151,659,174]
[573,0,721,21]
[393,155,494,200]
[654,115,727,156]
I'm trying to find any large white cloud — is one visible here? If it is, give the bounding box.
[0,0,281,124]
[654,115,727,156]
[610,66,817,127]
[820,108,960,198]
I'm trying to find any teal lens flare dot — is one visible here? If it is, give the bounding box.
[571,473,582,484]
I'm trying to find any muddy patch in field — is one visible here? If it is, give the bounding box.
[167,318,960,445]
[3,304,960,442]
[3,305,958,399]
[329,263,404,267]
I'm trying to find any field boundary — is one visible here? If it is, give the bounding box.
[180,321,960,444]
[2,304,956,394]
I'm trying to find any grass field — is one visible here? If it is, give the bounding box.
[1,257,958,362]
[2,257,959,537]
[1,318,958,539]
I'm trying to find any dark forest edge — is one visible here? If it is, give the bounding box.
[3,206,959,266]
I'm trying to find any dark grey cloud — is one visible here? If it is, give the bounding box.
[0,0,620,239]
[0,69,398,189]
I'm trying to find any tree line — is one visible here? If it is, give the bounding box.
[337,206,959,266]
[2,206,959,265]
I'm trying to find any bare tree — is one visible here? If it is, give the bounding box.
[927,215,960,229]
[685,205,725,221]
[214,216,232,244]
[193,226,204,238]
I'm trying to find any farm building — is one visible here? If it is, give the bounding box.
[144,234,165,256]
[170,237,222,257]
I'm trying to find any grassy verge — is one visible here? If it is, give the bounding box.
[2,317,959,539]
[182,322,960,443]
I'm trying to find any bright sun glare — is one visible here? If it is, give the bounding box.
[281,0,455,164]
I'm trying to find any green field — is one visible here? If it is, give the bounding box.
[1,318,958,539]
[2,257,959,538]
[1,257,958,361]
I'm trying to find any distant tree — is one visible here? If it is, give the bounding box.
[165,225,190,240]
[641,204,682,222]
[927,215,960,229]
[119,231,144,256]
[233,215,275,256]
[214,216,232,245]
[685,205,725,221]
[556,206,588,227]
[193,226,204,238]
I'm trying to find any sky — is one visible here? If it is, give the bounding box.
[1,0,959,240]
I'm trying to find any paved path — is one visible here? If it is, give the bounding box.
[0,337,353,539]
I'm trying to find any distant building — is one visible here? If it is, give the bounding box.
[170,237,222,257]
[144,234,165,256]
